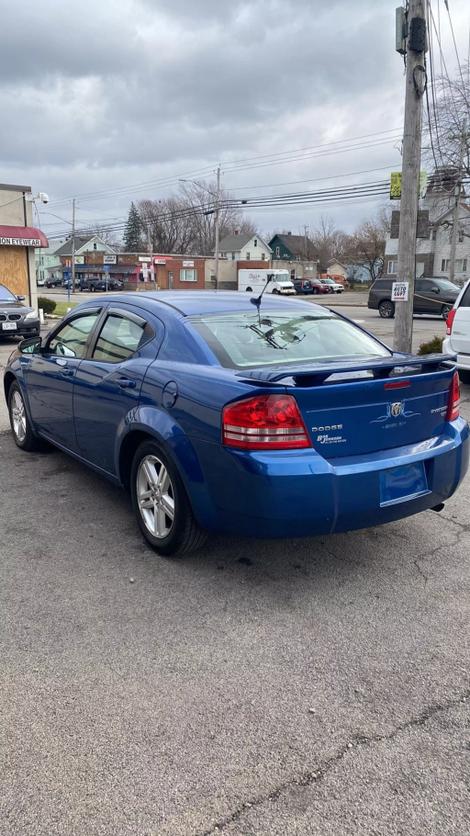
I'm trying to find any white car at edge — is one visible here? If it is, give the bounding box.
[443,279,470,384]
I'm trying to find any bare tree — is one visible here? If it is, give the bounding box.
[424,61,470,178]
[346,208,390,282]
[178,179,257,255]
[136,181,257,256]
[310,216,348,272]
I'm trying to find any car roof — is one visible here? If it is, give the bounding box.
[85,290,324,317]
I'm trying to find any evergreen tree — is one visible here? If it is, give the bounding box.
[123,202,142,252]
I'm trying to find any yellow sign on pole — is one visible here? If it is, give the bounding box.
[390,171,428,199]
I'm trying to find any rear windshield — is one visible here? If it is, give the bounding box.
[190,310,390,368]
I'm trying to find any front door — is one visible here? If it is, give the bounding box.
[24,310,101,450]
[73,309,156,474]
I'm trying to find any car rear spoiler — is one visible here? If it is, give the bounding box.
[236,353,457,384]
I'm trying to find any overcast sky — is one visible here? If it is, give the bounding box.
[1,0,469,242]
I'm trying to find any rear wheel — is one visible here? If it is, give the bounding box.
[272,288,280,295]
[8,383,40,451]
[130,440,207,557]
[441,304,452,320]
[378,300,395,319]
[245,286,252,292]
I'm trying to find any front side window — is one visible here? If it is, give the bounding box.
[92,314,147,363]
[180,269,196,282]
[190,311,390,369]
[48,312,100,358]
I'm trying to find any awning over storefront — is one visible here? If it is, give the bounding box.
[0,225,48,247]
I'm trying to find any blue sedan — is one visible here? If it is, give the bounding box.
[4,291,469,556]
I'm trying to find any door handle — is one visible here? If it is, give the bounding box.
[60,368,74,377]
[117,378,136,389]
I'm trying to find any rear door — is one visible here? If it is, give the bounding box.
[451,282,470,356]
[73,307,158,474]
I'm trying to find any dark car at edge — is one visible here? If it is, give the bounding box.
[368,276,460,319]
[0,283,40,339]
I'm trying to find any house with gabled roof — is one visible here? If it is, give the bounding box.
[53,235,117,258]
[218,232,272,262]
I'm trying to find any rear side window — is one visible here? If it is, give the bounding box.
[190,311,390,369]
[92,314,149,363]
[460,284,470,307]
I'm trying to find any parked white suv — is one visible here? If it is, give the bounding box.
[443,279,470,384]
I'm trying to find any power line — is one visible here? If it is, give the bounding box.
[45,128,403,209]
[444,0,469,98]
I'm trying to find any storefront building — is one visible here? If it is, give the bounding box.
[0,183,48,308]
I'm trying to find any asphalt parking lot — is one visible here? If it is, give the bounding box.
[1,310,469,835]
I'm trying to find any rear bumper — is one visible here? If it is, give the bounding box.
[193,419,469,537]
[443,337,470,371]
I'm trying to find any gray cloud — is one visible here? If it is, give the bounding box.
[1,0,468,236]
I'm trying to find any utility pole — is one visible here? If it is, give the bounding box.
[69,198,76,303]
[214,164,221,290]
[147,221,153,284]
[394,0,427,354]
[303,225,309,260]
[448,121,467,285]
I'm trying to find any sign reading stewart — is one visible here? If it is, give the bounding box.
[0,237,43,247]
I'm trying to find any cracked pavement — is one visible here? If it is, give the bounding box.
[1,331,470,836]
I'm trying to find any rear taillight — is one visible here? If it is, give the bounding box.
[222,394,310,450]
[447,371,460,421]
[446,308,456,336]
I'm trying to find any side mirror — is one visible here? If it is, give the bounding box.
[19,336,42,354]
[16,295,26,302]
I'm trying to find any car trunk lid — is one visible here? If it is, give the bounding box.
[237,354,456,457]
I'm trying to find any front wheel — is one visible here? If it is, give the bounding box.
[245,287,252,292]
[130,440,207,557]
[378,300,395,318]
[8,383,40,451]
[441,304,452,320]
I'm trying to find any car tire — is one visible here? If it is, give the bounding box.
[378,300,395,318]
[8,382,40,452]
[91,286,96,292]
[272,288,280,295]
[458,370,470,385]
[246,287,252,292]
[441,304,452,320]
[130,440,207,557]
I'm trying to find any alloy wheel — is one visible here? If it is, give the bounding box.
[136,454,175,539]
[11,390,27,444]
